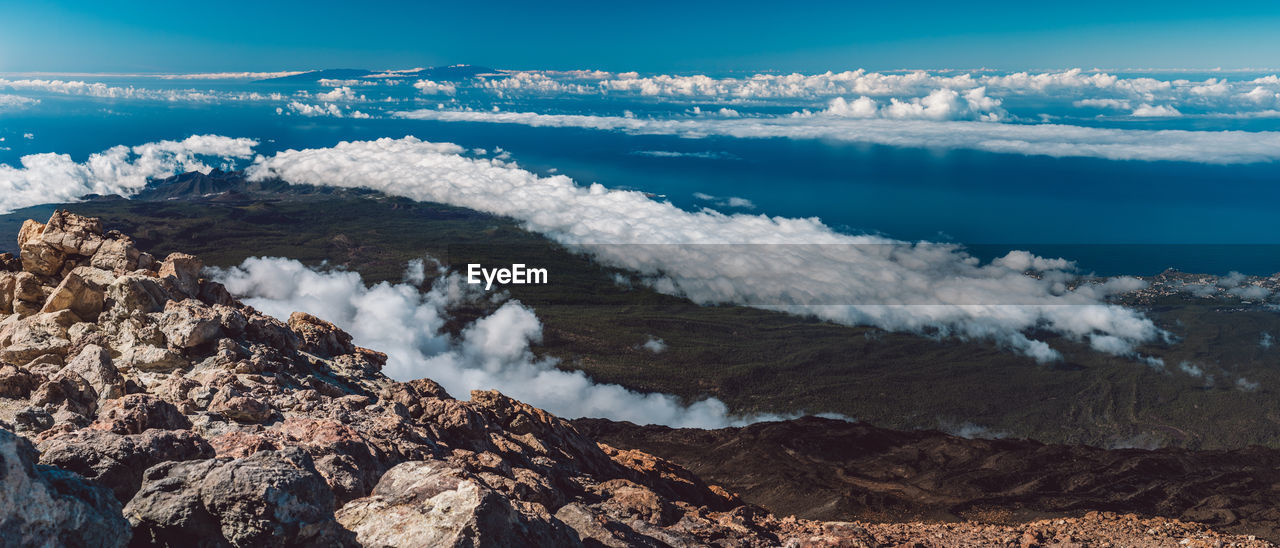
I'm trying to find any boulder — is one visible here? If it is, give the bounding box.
[17,220,64,277]
[90,237,143,273]
[288,312,355,358]
[32,210,105,256]
[104,274,169,318]
[38,428,215,501]
[62,344,126,404]
[159,299,223,348]
[0,428,131,547]
[12,406,55,433]
[18,212,106,277]
[209,395,273,424]
[336,460,581,548]
[158,253,203,297]
[30,370,99,417]
[0,310,77,365]
[0,271,14,315]
[11,271,48,317]
[41,271,106,321]
[0,364,41,398]
[274,416,390,503]
[125,448,356,547]
[92,394,191,435]
[0,252,19,272]
[119,345,188,372]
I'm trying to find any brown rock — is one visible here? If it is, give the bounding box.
[159,299,223,348]
[30,370,98,417]
[208,431,279,458]
[12,271,47,309]
[33,210,105,256]
[18,211,105,276]
[288,311,355,357]
[0,364,41,398]
[211,395,274,423]
[92,394,192,435]
[0,271,14,315]
[158,252,203,297]
[0,310,77,365]
[62,344,126,404]
[0,252,19,272]
[38,427,215,501]
[41,271,106,321]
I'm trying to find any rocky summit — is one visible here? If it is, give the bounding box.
[0,211,1272,547]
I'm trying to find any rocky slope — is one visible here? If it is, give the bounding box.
[577,416,1280,542]
[0,210,1272,547]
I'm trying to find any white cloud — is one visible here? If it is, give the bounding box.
[1074,98,1132,110]
[1179,361,1205,378]
[0,135,257,214]
[247,137,1163,363]
[0,94,39,110]
[1131,104,1182,117]
[1236,377,1261,392]
[824,96,880,118]
[282,101,369,118]
[315,86,363,102]
[693,192,756,209]
[317,79,368,87]
[1230,285,1270,300]
[0,78,287,103]
[286,101,343,117]
[154,71,308,80]
[393,108,1280,164]
[631,150,736,160]
[1262,332,1274,350]
[641,337,667,353]
[213,257,774,428]
[412,80,457,95]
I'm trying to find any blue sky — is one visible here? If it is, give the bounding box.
[1,0,1279,73]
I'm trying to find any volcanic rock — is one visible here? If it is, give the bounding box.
[38,427,214,501]
[0,428,130,546]
[125,448,356,547]
[336,460,581,547]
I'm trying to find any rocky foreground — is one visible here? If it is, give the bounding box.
[0,211,1272,547]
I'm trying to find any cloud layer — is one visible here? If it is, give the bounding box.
[213,257,770,427]
[394,108,1280,164]
[462,68,1280,118]
[247,137,1163,362]
[0,135,258,213]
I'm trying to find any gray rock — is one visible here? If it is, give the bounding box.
[0,427,130,547]
[38,428,214,501]
[336,460,581,548]
[119,345,187,372]
[104,274,169,318]
[62,344,126,404]
[159,299,223,348]
[125,448,356,547]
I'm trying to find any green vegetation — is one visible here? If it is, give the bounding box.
[4,185,1279,450]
